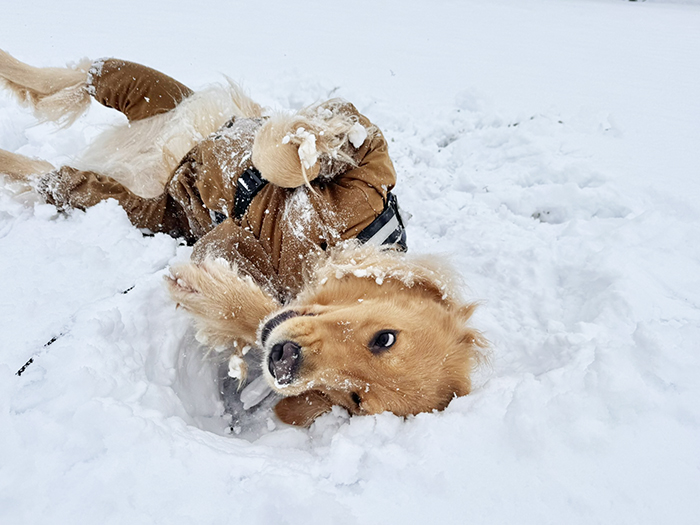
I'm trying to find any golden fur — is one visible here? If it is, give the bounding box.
[167,243,487,427]
[0,50,263,197]
[252,113,322,188]
[72,83,263,197]
[0,49,92,126]
[0,149,53,182]
[252,102,370,189]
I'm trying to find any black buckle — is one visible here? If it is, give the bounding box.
[234,167,268,221]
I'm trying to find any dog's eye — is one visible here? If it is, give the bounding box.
[369,330,398,354]
[350,392,362,406]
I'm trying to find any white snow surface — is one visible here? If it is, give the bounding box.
[2,0,700,523]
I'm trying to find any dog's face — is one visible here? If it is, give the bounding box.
[167,245,485,427]
[259,254,485,426]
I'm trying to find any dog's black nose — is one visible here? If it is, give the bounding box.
[268,341,301,384]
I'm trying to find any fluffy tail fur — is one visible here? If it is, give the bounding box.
[0,49,91,125]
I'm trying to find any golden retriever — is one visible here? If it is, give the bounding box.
[0,50,487,427]
[166,243,486,427]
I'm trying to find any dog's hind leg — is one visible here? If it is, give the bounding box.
[0,50,91,125]
[0,148,54,182]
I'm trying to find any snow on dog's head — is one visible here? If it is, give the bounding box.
[262,243,487,426]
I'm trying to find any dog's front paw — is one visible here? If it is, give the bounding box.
[165,257,278,347]
[166,257,231,314]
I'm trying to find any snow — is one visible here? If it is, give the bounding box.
[227,354,245,379]
[293,126,319,170]
[347,122,368,149]
[239,375,272,410]
[2,0,700,524]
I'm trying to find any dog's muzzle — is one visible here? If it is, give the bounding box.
[260,310,300,347]
[267,340,302,385]
[260,309,309,385]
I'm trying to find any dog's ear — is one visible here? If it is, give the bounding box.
[274,391,334,427]
[165,258,278,348]
[450,313,489,397]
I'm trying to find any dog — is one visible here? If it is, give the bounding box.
[0,51,486,427]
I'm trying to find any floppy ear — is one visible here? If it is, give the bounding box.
[274,390,334,427]
[450,307,489,398]
[457,303,489,351]
[165,257,279,348]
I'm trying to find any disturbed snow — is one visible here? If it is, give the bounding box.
[1,0,700,523]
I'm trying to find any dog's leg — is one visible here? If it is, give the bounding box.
[0,148,54,182]
[0,50,91,125]
[166,258,279,350]
[0,50,86,97]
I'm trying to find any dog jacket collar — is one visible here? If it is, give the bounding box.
[355,192,407,251]
[214,166,408,250]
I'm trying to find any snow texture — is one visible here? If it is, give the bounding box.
[292,126,319,170]
[347,122,368,149]
[1,0,700,524]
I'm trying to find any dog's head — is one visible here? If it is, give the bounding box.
[167,243,486,427]
[259,244,487,426]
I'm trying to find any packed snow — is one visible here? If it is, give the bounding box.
[2,0,700,523]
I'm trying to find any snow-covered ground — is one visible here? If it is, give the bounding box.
[2,0,700,523]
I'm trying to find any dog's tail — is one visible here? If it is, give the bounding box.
[0,50,91,126]
[0,148,54,182]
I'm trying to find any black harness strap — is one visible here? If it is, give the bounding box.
[225,168,408,250]
[234,167,268,221]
